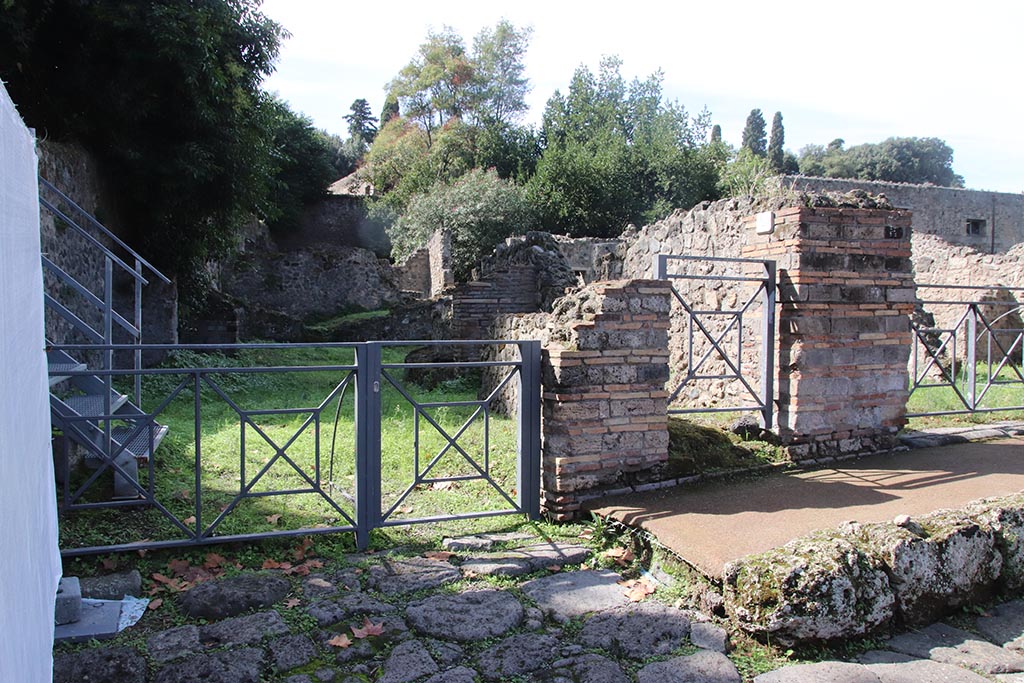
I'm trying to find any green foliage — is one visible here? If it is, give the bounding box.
[0,0,291,274]
[768,111,785,172]
[710,124,722,144]
[389,168,537,278]
[719,147,775,198]
[741,108,767,157]
[344,98,378,144]
[528,57,720,237]
[798,136,964,187]
[262,97,339,233]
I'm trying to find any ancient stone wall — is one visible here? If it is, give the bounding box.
[275,194,389,257]
[781,175,1024,253]
[490,280,672,520]
[743,206,915,458]
[37,141,178,361]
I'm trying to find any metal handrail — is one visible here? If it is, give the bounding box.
[39,177,170,284]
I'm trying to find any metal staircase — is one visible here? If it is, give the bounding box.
[41,177,172,501]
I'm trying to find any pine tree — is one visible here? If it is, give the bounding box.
[741,108,767,157]
[768,111,785,171]
[344,98,378,144]
[710,124,722,144]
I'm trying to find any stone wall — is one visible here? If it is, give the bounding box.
[781,175,1024,253]
[490,280,672,520]
[742,206,915,458]
[274,194,389,257]
[37,141,178,361]
[725,493,1024,645]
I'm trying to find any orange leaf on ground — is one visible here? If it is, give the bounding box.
[546,565,561,573]
[431,481,456,491]
[204,553,227,570]
[262,559,282,570]
[326,633,352,648]
[305,559,324,569]
[101,558,118,571]
[283,598,301,609]
[148,598,163,610]
[293,538,314,561]
[602,547,634,567]
[621,578,657,602]
[151,572,175,586]
[183,516,197,525]
[168,559,191,576]
[306,578,332,589]
[423,551,456,562]
[351,616,385,639]
[266,513,282,525]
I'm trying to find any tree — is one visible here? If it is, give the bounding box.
[344,98,378,145]
[261,97,338,233]
[389,168,537,278]
[768,111,785,172]
[470,20,532,126]
[0,0,288,273]
[797,136,964,187]
[528,57,719,237]
[710,124,722,144]
[380,93,400,125]
[741,109,767,157]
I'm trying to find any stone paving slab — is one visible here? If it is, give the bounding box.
[977,600,1024,651]
[886,622,1024,674]
[754,661,881,682]
[520,569,629,621]
[866,658,993,682]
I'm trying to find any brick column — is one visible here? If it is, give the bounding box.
[742,206,915,460]
[540,280,671,520]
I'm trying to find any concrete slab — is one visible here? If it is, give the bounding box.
[588,437,1024,578]
[54,600,122,644]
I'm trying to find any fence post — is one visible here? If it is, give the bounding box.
[355,343,382,550]
[966,305,978,410]
[760,260,776,430]
[517,340,542,520]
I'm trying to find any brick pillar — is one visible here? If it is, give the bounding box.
[742,206,915,461]
[540,280,671,520]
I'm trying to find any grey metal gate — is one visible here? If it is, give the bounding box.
[654,254,776,428]
[52,340,541,556]
[908,284,1024,417]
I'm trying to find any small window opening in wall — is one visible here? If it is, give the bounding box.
[966,219,986,236]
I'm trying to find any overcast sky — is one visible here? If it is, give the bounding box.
[261,0,1023,193]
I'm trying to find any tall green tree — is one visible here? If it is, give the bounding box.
[528,57,719,237]
[344,98,378,144]
[710,124,722,144]
[768,111,785,172]
[0,0,288,273]
[470,20,533,125]
[741,108,767,157]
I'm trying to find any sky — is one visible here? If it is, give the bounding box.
[260,0,1024,194]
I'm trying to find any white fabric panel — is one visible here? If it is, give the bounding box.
[0,82,62,682]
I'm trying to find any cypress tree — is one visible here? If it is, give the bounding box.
[768,111,785,171]
[741,109,767,157]
[710,124,722,144]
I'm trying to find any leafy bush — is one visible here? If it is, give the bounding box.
[388,168,537,278]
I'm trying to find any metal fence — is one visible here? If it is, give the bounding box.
[51,340,540,556]
[909,284,1024,417]
[654,254,777,429]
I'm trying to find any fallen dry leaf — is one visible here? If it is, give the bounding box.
[101,558,118,571]
[306,578,332,589]
[351,616,385,639]
[168,558,191,576]
[292,538,314,561]
[148,598,163,610]
[204,553,228,570]
[423,551,456,562]
[620,578,657,602]
[431,480,456,491]
[305,559,324,569]
[183,516,197,525]
[602,547,634,567]
[266,513,282,525]
[283,598,301,609]
[546,565,561,573]
[579,528,595,540]
[326,633,352,648]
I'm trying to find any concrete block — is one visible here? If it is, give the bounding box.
[55,576,81,626]
[53,600,122,644]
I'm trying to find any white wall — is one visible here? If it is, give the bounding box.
[0,81,62,681]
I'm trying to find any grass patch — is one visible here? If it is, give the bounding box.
[906,362,1024,429]
[665,418,788,479]
[57,344,529,552]
[304,309,391,335]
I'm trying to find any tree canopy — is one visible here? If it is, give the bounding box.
[798,137,964,187]
[526,57,721,237]
[0,0,340,273]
